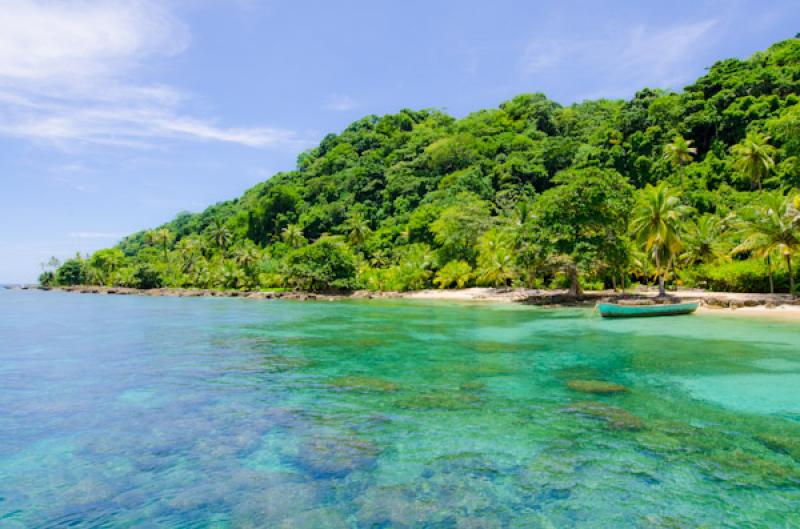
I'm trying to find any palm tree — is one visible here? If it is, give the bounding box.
[147,228,173,260]
[345,212,371,247]
[281,224,306,249]
[734,190,800,294]
[681,214,730,266]
[234,244,261,274]
[434,260,472,289]
[630,183,691,297]
[663,134,697,190]
[207,220,232,252]
[731,132,776,191]
[369,249,391,268]
[475,229,517,287]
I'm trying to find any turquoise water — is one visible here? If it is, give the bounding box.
[1,290,799,528]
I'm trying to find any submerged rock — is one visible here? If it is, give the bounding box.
[328,375,399,393]
[563,401,644,431]
[261,355,317,373]
[231,481,322,527]
[278,507,349,529]
[295,433,380,478]
[436,362,512,378]
[430,451,500,478]
[566,379,630,395]
[703,448,800,487]
[755,433,800,461]
[397,391,481,411]
[459,380,487,392]
[356,486,439,528]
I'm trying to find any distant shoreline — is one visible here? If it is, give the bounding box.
[28,285,800,317]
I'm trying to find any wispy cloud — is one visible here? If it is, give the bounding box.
[323,94,357,112]
[0,0,300,149]
[520,19,719,98]
[68,232,125,239]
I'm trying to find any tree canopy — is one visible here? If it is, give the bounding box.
[46,37,800,295]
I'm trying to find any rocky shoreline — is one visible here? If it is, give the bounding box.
[36,285,800,310]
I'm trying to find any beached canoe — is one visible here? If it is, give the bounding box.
[597,301,699,318]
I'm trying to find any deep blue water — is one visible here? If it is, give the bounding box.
[1,289,800,528]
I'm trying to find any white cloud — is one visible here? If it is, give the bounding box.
[520,39,566,75]
[0,0,299,149]
[0,0,188,82]
[620,20,719,86]
[323,94,357,112]
[520,19,719,96]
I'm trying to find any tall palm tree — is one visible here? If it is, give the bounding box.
[663,134,697,190]
[345,212,371,247]
[734,190,800,294]
[207,220,232,252]
[731,132,776,191]
[147,228,173,260]
[281,224,306,249]
[630,183,691,297]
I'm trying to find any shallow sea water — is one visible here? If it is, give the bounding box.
[1,289,799,528]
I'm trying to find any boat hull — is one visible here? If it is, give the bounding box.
[597,301,699,318]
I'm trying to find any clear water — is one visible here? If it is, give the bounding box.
[1,290,799,528]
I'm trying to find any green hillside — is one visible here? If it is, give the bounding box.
[45,37,800,294]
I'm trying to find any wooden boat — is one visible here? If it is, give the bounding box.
[597,301,699,318]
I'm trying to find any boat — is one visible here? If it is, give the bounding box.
[597,301,699,318]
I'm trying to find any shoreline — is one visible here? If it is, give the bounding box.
[29,285,800,318]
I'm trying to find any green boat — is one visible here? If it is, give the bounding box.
[597,301,700,318]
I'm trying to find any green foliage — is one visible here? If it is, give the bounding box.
[730,132,777,190]
[474,229,516,287]
[528,167,634,293]
[434,260,472,289]
[38,271,55,286]
[284,237,356,291]
[56,257,86,286]
[50,37,800,294]
[430,194,493,263]
[691,260,793,293]
[630,182,692,295]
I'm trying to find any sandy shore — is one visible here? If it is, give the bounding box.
[33,285,800,319]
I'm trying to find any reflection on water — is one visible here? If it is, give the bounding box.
[1,290,799,528]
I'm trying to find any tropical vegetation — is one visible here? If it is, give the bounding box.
[42,37,800,295]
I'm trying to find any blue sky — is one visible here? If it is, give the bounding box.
[1,0,798,283]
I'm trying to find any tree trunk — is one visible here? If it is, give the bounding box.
[568,263,581,296]
[787,253,795,295]
[767,255,774,294]
[655,253,666,297]
[611,274,617,292]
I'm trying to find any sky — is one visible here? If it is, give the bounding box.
[1,0,798,283]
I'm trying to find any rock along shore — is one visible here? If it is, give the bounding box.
[38,285,800,311]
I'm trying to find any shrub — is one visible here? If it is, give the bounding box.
[134,264,164,289]
[285,237,356,291]
[434,260,472,289]
[55,258,85,285]
[692,259,792,293]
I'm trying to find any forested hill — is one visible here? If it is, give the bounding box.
[46,37,800,294]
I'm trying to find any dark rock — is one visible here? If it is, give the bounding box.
[566,379,630,395]
[563,401,644,431]
[328,375,399,393]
